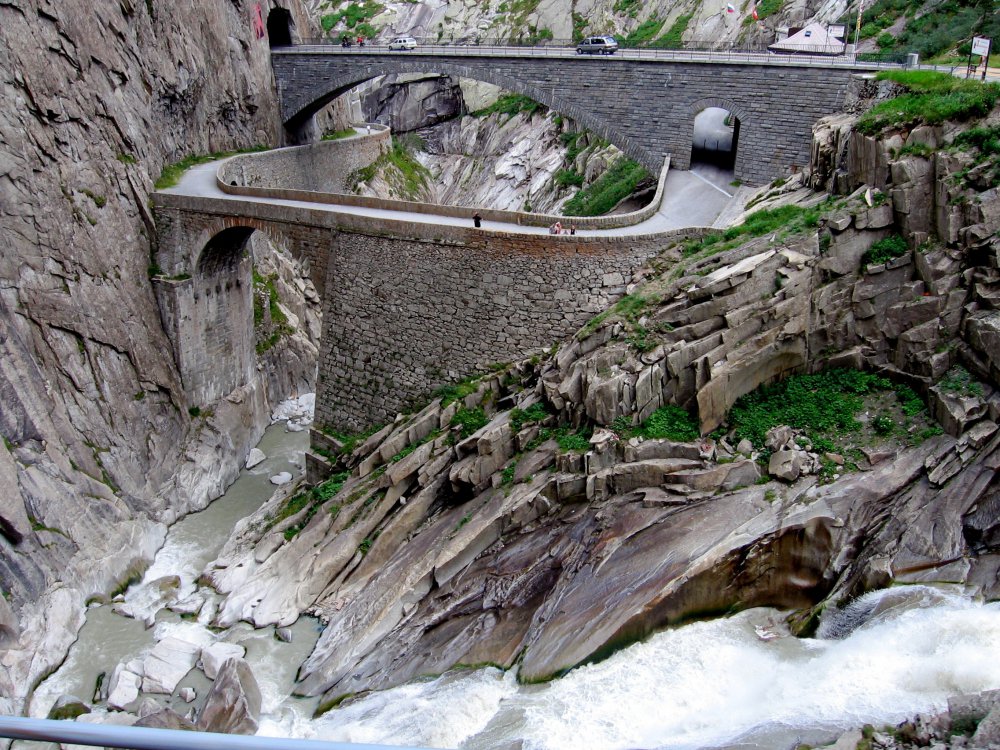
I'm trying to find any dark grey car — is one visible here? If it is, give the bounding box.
[576,35,619,55]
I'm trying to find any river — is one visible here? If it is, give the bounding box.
[24,405,1000,750]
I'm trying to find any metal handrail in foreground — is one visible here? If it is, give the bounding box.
[0,715,441,750]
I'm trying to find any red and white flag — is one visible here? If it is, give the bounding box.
[752,4,759,19]
[726,3,736,13]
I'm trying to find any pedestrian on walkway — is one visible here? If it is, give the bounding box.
[473,212,482,228]
[570,224,576,235]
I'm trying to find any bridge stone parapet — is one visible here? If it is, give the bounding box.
[218,126,391,193]
[272,50,866,185]
[153,190,705,429]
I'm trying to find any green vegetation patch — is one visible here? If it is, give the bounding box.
[453,407,489,438]
[322,128,357,141]
[321,1,384,35]
[938,365,984,398]
[509,402,550,432]
[349,135,429,199]
[274,471,351,541]
[950,125,1000,188]
[563,157,650,216]
[623,18,665,47]
[857,72,1000,135]
[728,369,933,453]
[434,375,482,407]
[472,93,546,120]
[657,13,692,48]
[680,202,826,265]
[155,146,268,190]
[615,405,700,441]
[862,234,908,267]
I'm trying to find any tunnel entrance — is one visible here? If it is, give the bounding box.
[691,107,740,170]
[267,7,293,48]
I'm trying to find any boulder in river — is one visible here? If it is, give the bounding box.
[106,664,142,710]
[197,658,261,735]
[200,641,246,680]
[140,636,200,694]
[47,695,90,720]
[245,448,267,469]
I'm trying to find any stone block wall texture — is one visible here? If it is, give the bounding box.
[153,192,700,430]
[218,129,391,193]
[272,50,863,185]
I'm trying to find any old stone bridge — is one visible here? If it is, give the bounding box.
[152,137,700,433]
[272,46,872,185]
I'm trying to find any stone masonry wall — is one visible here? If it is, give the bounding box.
[316,230,676,431]
[272,51,863,185]
[153,192,701,431]
[218,127,391,193]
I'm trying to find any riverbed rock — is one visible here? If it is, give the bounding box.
[141,636,201,694]
[135,707,197,731]
[275,627,293,643]
[197,658,261,736]
[179,687,197,703]
[47,695,90,720]
[106,664,142,710]
[245,448,267,469]
[269,472,294,486]
[201,642,247,680]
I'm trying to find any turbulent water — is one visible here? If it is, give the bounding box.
[28,403,1000,750]
[261,594,1000,750]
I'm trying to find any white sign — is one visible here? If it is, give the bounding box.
[972,36,991,56]
[829,25,846,40]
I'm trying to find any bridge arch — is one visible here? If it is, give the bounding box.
[686,97,751,178]
[178,225,259,407]
[284,62,656,172]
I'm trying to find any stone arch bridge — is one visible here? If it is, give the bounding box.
[152,186,695,433]
[272,48,870,185]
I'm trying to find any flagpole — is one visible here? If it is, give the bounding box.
[853,0,864,55]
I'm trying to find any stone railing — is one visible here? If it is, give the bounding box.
[217,126,392,195]
[215,134,670,230]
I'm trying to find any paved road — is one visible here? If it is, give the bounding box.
[162,133,735,236]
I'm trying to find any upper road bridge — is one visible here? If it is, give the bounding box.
[272,45,879,185]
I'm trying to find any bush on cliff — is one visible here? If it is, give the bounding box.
[858,71,1000,135]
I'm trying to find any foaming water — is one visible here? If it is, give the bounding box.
[274,594,1000,750]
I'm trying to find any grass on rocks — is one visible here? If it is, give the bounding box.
[268,471,350,541]
[472,93,546,120]
[155,146,268,190]
[563,157,650,217]
[857,72,1000,136]
[613,405,700,442]
[726,369,941,466]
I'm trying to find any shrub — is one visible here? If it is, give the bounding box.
[563,157,650,216]
[632,405,700,442]
[858,72,1000,135]
[862,234,908,267]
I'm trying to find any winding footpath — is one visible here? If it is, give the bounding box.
[160,129,736,235]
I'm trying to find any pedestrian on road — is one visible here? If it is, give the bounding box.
[552,221,562,235]
[570,224,576,235]
[473,212,482,228]
[357,35,365,46]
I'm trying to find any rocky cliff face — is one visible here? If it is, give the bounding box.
[318,0,857,48]
[202,89,1000,711]
[0,0,317,714]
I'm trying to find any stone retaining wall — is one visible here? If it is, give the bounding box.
[217,127,391,193]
